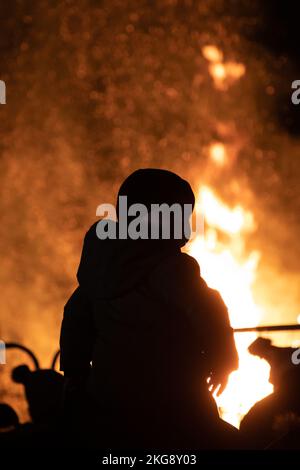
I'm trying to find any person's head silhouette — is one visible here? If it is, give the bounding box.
[12,365,64,425]
[116,168,195,245]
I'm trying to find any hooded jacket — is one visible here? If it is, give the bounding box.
[60,170,238,445]
[60,223,238,412]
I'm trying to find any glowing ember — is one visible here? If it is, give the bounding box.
[202,44,246,90]
[188,187,273,428]
[202,45,223,63]
[209,143,227,166]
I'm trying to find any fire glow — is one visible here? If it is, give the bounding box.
[2,4,298,429]
[188,186,274,428]
[202,44,245,90]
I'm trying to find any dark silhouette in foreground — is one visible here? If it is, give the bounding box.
[0,364,64,448]
[0,404,19,433]
[60,168,239,449]
[240,337,300,449]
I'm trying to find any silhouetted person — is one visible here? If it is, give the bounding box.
[1,364,65,448]
[240,338,300,449]
[60,168,239,449]
[12,364,64,427]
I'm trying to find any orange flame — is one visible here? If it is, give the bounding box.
[188,186,273,427]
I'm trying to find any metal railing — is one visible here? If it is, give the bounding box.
[234,324,300,333]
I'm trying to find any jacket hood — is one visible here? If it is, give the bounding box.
[77,221,180,300]
[77,169,195,300]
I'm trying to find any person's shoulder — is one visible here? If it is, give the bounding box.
[161,252,201,275]
[154,252,206,290]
